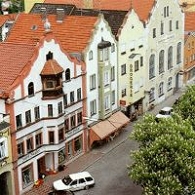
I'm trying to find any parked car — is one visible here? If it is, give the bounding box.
[53,171,95,192]
[156,106,173,121]
[48,190,74,195]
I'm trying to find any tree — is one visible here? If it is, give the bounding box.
[173,85,195,130]
[128,114,195,195]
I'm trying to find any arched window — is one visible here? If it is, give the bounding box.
[149,87,155,102]
[158,82,164,97]
[167,77,172,91]
[149,54,155,79]
[28,82,34,96]
[46,51,53,61]
[159,50,164,74]
[168,46,173,69]
[89,50,93,60]
[65,68,70,81]
[177,42,181,64]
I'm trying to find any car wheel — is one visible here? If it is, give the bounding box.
[85,185,89,190]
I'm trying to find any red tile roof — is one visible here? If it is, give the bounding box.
[0,42,35,92]
[6,13,98,53]
[0,13,17,26]
[41,59,64,75]
[185,12,195,31]
[44,0,155,21]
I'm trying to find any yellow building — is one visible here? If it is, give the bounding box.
[24,0,44,13]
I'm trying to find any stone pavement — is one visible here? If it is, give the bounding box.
[23,88,184,195]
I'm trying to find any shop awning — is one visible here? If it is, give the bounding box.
[89,120,116,147]
[108,111,130,129]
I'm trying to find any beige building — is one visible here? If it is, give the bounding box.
[24,0,44,12]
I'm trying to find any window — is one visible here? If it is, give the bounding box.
[121,89,126,97]
[71,115,76,128]
[90,100,96,116]
[35,133,42,148]
[134,60,139,71]
[120,43,126,55]
[22,165,33,188]
[48,104,53,117]
[159,82,164,97]
[168,46,173,69]
[0,137,8,160]
[46,51,53,60]
[89,50,93,60]
[176,20,179,29]
[16,114,22,129]
[65,68,70,81]
[111,43,115,53]
[104,95,110,110]
[167,77,172,91]
[58,102,63,115]
[74,136,82,153]
[63,94,67,107]
[159,50,164,74]
[58,128,64,142]
[70,91,74,103]
[77,88,81,101]
[149,54,155,79]
[26,137,33,152]
[58,149,66,164]
[111,67,115,81]
[17,142,24,157]
[164,6,169,17]
[28,82,34,96]
[161,22,164,35]
[49,131,54,144]
[99,48,109,61]
[169,20,172,31]
[25,110,31,124]
[90,74,96,90]
[65,118,69,132]
[177,42,182,64]
[149,87,155,102]
[153,28,156,38]
[77,112,82,125]
[140,56,143,66]
[121,64,126,75]
[46,80,56,89]
[111,90,115,105]
[104,71,109,86]
[34,106,40,121]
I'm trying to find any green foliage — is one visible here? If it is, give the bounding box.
[128,114,195,195]
[173,85,195,130]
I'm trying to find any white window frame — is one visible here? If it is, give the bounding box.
[0,137,8,160]
[104,95,110,110]
[90,100,97,116]
[90,74,96,90]
[104,71,109,86]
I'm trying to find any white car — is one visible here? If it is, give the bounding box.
[53,171,95,192]
[156,106,173,119]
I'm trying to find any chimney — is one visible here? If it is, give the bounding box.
[40,7,47,21]
[56,8,65,23]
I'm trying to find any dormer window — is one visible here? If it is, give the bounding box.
[28,82,34,97]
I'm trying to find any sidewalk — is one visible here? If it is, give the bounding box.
[23,89,183,195]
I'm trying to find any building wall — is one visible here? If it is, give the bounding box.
[117,10,147,115]
[145,0,184,108]
[7,36,86,194]
[183,33,195,84]
[84,15,118,125]
[24,0,44,13]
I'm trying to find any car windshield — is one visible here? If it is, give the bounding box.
[159,110,169,115]
[62,176,72,185]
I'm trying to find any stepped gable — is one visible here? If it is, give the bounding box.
[6,13,98,53]
[0,42,35,92]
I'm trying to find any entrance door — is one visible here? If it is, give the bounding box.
[0,172,9,195]
[37,156,46,177]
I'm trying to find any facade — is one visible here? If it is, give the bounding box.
[0,107,15,195]
[183,12,195,84]
[135,0,184,108]
[0,31,86,194]
[117,9,146,118]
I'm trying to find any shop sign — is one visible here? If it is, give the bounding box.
[66,126,82,138]
[21,148,41,163]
